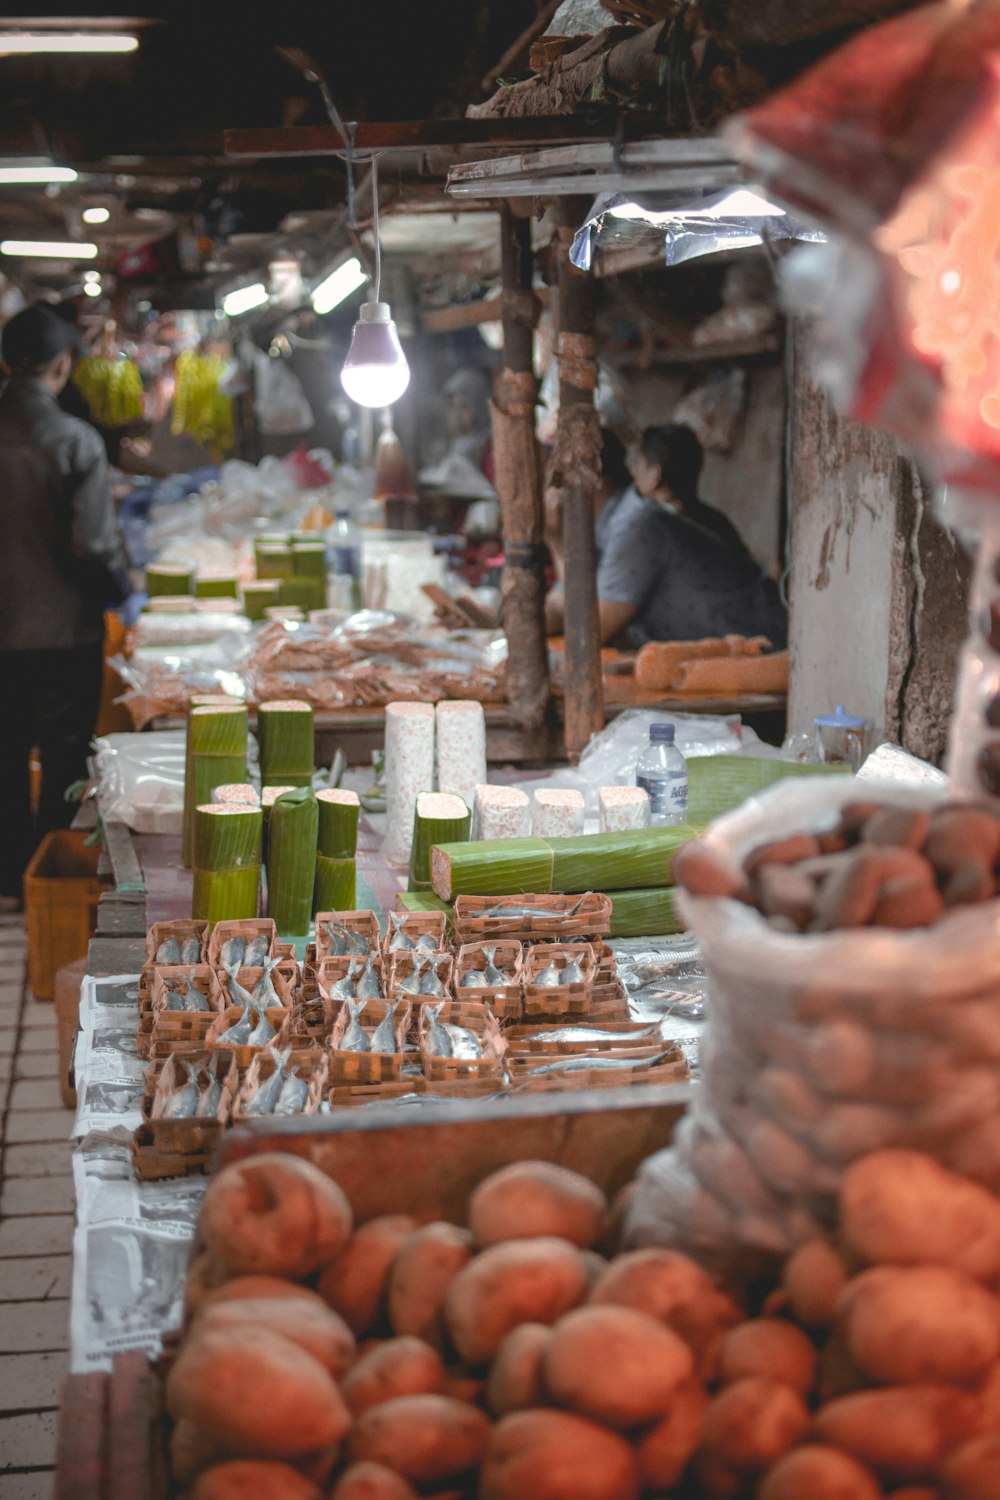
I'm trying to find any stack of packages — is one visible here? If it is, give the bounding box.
[145,561,240,605]
[132,916,323,1179]
[248,533,327,621]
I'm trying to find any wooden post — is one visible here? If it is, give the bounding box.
[491,203,551,732]
[549,198,604,761]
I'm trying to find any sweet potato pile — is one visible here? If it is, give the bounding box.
[170,1150,1000,1499]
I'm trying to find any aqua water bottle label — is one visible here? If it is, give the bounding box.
[637,771,688,821]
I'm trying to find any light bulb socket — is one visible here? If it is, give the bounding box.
[357,301,392,324]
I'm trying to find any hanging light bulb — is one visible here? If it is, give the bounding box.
[340,157,409,407]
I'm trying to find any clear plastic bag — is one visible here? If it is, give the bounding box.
[93,732,187,835]
[627,776,1000,1272]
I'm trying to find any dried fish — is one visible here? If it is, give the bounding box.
[418,960,447,997]
[214,1005,254,1045]
[161,1062,200,1119]
[415,932,439,953]
[527,1023,660,1045]
[369,998,402,1054]
[525,1049,678,1077]
[397,957,428,996]
[460,968,487,989]
[180,936,202,964]
[387,912,415,952]
[162,977,209,1013]
[355,954,382,1000]
[223,963,255,1009]
[275,1068,309,1115]
[195,1065,223,1118]
[481,895,588,920]
[482,947,505,986]
[534,958,563,988]
[245,1046,293,1115]
[326,920,369,957]
[251,956,282,1009]
[327,961,361,1001]
[341,999,371,1053]
[220,935,247,968]
[245,934,271,967]
[248,1008,277,1047]
[155,937,182,965]
[443,1022,481,1060]
[423,1001,453,1058]
[560,956,585,985]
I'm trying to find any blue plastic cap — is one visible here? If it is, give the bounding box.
[650,722,676,743]
[814,704,866,730]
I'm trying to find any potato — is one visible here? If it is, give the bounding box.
[442,1370,484,1404]
[673,840,745,898]
[341,1337,446,1416]
[169,1419,232,1485]
[542,1305,693,1428]
[486,1323,554,1415]
[444,1237,588,1365]
[840,1151,1000,1279]
[190,1460,323,1500]
[468,1161,607,1249]
[192,1276,331,1317]
[330,1462,419,1499]
[717,1319,817,1393]
[480,1409,640,1500]
[318,1216,417,1336]
[199,1154,353,1279]
[783,1241,850,1329]
[387,1222,473,1348]
[817,1334,869,1402]
[814,1385,982,1482]
[634,1378,707,1491]
[192,1297,356,1381]
[588,1247,739,1374]
[757,1446,882,1500]
[839,1266,1000,1385]
[941,1433,1000,1500]
[346,1394,491,1483]
[696,1376,810,1474]
[165,1327,350,1457]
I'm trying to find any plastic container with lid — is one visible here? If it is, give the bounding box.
[813,704,867,769]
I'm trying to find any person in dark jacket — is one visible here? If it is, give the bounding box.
[0,303,135,907]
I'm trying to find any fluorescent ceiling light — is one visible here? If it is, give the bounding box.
[82,206,110,224]
[0,164,77,184]
[221,282,268,317]
[0,33,139,55]
[1,239,98,258]
[312,256,368,315]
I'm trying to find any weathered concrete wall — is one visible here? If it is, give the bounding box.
[788,327,971,764]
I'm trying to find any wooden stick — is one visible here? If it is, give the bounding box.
[492,204,551,733]
[551,200,604,762]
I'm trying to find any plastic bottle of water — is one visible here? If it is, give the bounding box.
[636,722,688,826]
[327,508,363,612]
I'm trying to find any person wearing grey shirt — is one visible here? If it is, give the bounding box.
[0,303,135,906]
[595,424,787,650]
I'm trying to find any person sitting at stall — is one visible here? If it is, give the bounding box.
[545,427,632,634]
[594,423,788,649]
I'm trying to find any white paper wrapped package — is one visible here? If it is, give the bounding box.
[626,776,1000,1272]
[435,699,486,811]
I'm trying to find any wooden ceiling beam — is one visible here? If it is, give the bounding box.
[224,114,660,160]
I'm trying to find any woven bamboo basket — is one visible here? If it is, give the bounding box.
[453,892,611,945]
[453,941,523,1020]
[522,942,597,1017]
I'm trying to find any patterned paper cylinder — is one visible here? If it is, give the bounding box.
[384,701,435,865]
[435,700,487,812]
[531,788,586,839]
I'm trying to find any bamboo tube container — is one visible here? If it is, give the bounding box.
[242,579,281,621]
[146,562,194,596]
[182,704,249,867]
[314,788,359,914]
[257,699,314,788]
[194,575,239,599]
[410,791,470,891]
[280,575,322,613]
[266,787,319,936]
[191,804,262,922]
[435,700,486,812]
[212,783,260,806]
[384,701,435,866]
[256,544,294,581]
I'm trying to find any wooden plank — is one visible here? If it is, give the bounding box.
[224,116,662,160]
[422,287,551,333]
[217,1082,692,1224]
[87,936,146,976]
[96,894,147,938]
[107,1353,156,1500]
[100,817,146,894]
[54,1371,107,1500]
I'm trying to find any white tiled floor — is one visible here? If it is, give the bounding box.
[0,919,74,1496]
